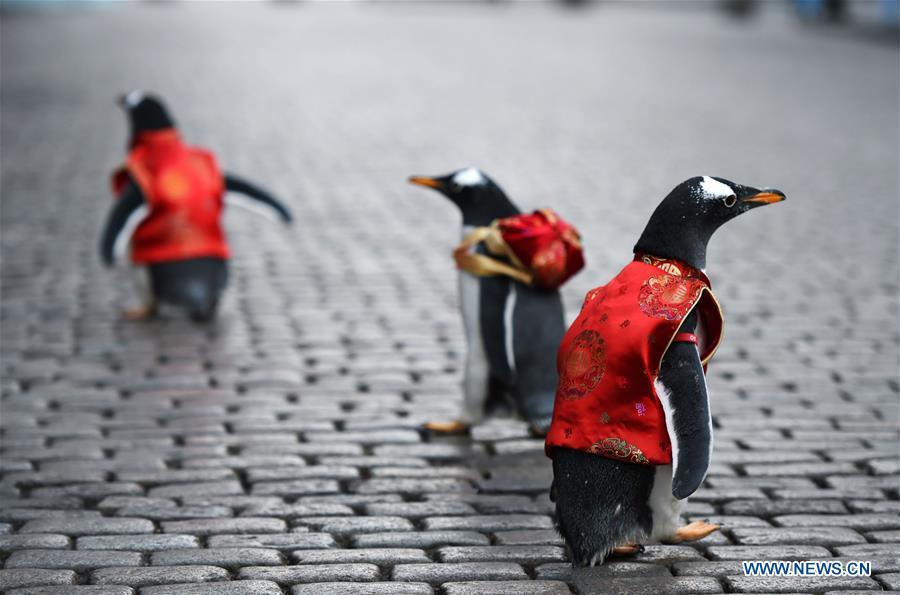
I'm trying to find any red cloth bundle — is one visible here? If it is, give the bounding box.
[493,209,585,290]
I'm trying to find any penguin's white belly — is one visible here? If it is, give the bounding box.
[458,269,485,358]
[647,464,684,542]
[457,226,490,422]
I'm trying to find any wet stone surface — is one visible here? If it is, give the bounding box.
[1,2,898,594]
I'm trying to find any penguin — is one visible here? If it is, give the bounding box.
[546,176,785,566]
[99,91,292,322]
[408,168,567,434]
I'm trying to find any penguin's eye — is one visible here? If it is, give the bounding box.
[723,194,737,208]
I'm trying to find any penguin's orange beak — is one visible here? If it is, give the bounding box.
[743,190,786,205]
[408,176,443,190]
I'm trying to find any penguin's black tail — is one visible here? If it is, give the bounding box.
[550,447,653,566]
[149,258,227,324]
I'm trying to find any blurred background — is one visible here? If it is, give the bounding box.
[0,1,898,590]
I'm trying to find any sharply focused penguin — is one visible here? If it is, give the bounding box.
[409,168,567,434]
[99,91,292,322]
[546,176,785,566]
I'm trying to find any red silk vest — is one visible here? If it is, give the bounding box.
[111,129,228,265]
[545,254,724,465]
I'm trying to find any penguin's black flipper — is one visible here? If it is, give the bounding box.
[99,180,148,266]
[551,447,653,566]
[224,172,292,223]
[657,310,712,500]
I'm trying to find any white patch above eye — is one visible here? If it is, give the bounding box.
[125,90,145,108]
[698,176,734,200]
[452,168,486,187]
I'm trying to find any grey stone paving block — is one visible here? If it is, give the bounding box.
[246,466,359,482]
[731,527,868,546]
[295,515,414,535]
[243,444,364,457]
[77,534,200,552]
[0,534,71,551]
[423,514,552,532]
[150,547,284,568]
[364,501,476,518]
[357,479,475,494]
[536,562,670,580]
[97,497,176,511]
[114,505,234,520]
[317,457,429,468]
[148,480,244,498]
[373,444,469,460]
[0,497,84,510]
[621,545,705,564]
[5,549,142,571]
[707,545,833,560]
[181,455,307,469]
[724,575,880,593]
[371,466,481,480]
[116,469,236,483]
[836,543,900,556]
[30,484,144,499]
[240,502,354,518]
[442,580,572,595]
[7,587,135,595]
[493,530,564,545]
[773,514,900,530]
[161,518,286,535]
[0,508,103,522]
[305,430,421,444]
[687,515,771,528]
[207,533,337,550]
[92,566,229,586]
[869,529,900,542]
[139,581,282,595]
[0,569,77,590]
[827,476,899,489]
[250,479,341,496]
[291,583,433,595]
[574,575,723,594]
[237,563,381,584]
[744,463,859,477]
[352,531,490,548]
[179,496,284,509]
[849,501,900,514]
[299,494,404,507]
[293,548,430,565]
[392,562,527,584]
[692,489,768,501]
[879,574,900,590]
[773,489,887,500]
[436,545,567,564]
[422,494,542,514]
[19,517,154,536]
[724,500,849,515]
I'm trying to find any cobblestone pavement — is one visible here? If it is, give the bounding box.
[1,3,898,594]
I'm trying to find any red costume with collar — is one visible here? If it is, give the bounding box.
[545,255,724,465]
[111,129,228,265]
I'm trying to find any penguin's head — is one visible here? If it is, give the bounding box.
[117,90,176,144]
[408,168,519,226]
[635,176,785,268]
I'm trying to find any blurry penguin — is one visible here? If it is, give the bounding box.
[409,168,579,435]
[546,176,785,565]
[99,91,292,322]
